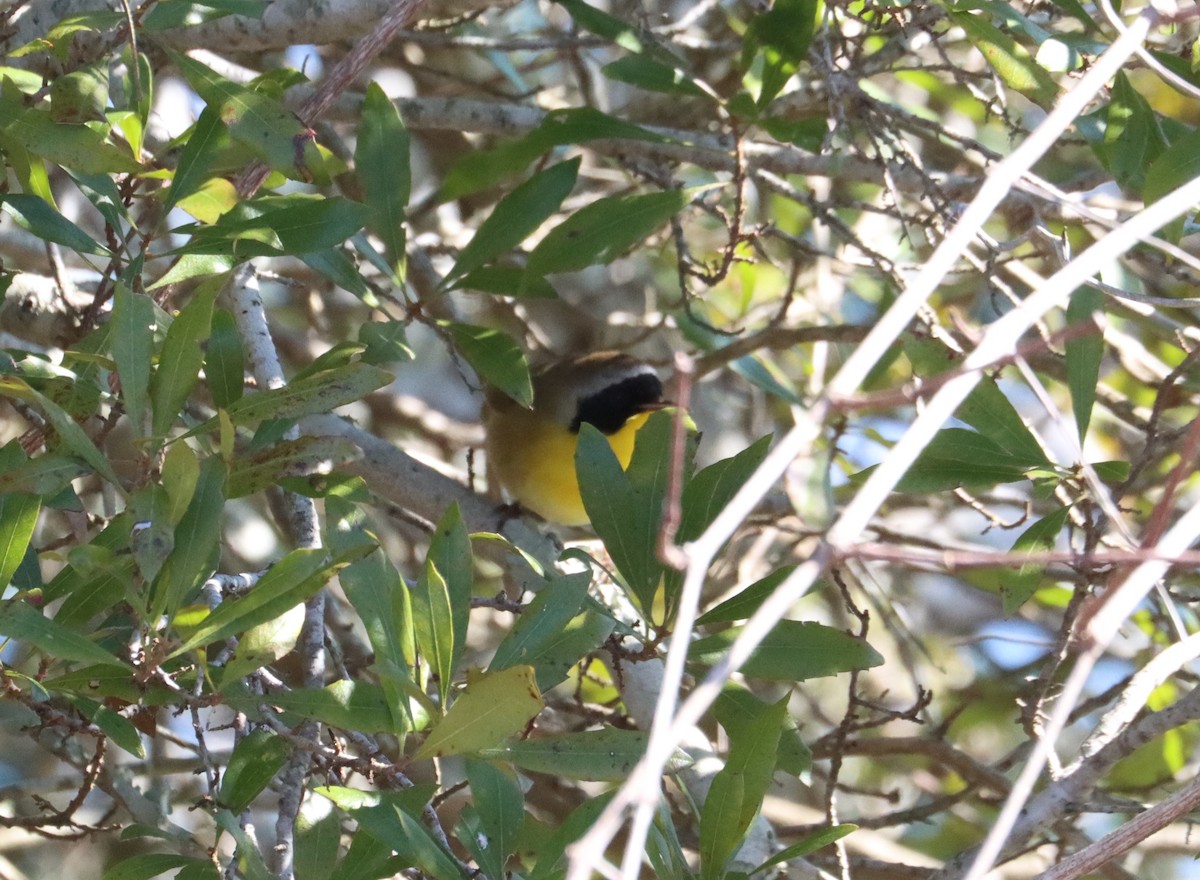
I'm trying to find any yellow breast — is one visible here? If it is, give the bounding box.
[486,409,652,526]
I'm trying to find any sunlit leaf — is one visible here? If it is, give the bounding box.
[445,158,579,284]
[168,545,365,657]
[951,10,1059,107]
[218,729,292,812]
[448,323,532,408]
[356,82,410,274]
[0,600,128,668]
[415,666,543,759]
[152,284,217,437]
[478,728,692,781]
[526,188,688,279]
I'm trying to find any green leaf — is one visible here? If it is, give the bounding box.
[316,782,436,814]
[225,680,395,733]
[702,698,790,878]
[163,103,229,211]
[44,515,139,624]
[152,455,224,620]
[0,453,88,496]
[555,0,683,65]
[950,10,1059,107]
[186,195,370,256]
[647,802,691,879]
[168,545,362,657]
[426,504,473,681]
[445,158,580,284]
[334,246,385,299]
[0,96,138,174]
[441,108,665,199]
[527,794,614,880]
[760,114,827,151]
[161,440,200,526]
[72,170,129,231]
[129,486,174,584]
[1093,460,1130,483]
[892,428,1036,493]
[48,61,109,123]
[904,338,1047,467]
[295,808,342,880]
[0,194,108,255]
[412,557,455,705]
[356,804,467,880]
[690,620,883,681]
[0,493,39,589]
[102,853,195,880]
[753,824,857,872]
[142,0,267,30]
[359,320,413,365]
[1000,506,1070,614]
[0,600,129,668]
[1144,127,1200,242]
[526,188,687,279]
[440,138,548,203]
[152,284,217,436]
[699,763,744,880]
[111,285,157,431]
[448,323,532,408]
[457,807,503,880]
[602,55,708,97]
[479,727,692,781]
[490,571,613,690]
[414,666,543,759]
[679,433,770,543]
[1103,72,1166,191]
[218,599,306,684]
[1048,0,1098,30]
[539,106,671,144]
[300,247,371,298]
[721,695,786,831]
[0,376,122,485]
[173,177,239,226]
[356,82,410,274]
[577,410,676,615]
[211,362,393,427]
[487,572,590,670]
[43,662,159,705]
[448,266,558,299]
[18,11,122,60]
[713,685,811,775]
[698,566,799,626]
[205,309,245,408]
[219,729,292,812]
[331,826,402,880]
[56,567,138,635]
[464,759,524,880]
[742,0,818,107]
[956,377,1048,466]
[147,252,235,290]
[227,436,360,498]
[214,811,274,880]
[1066,287,1104,441]
[177,860,229,878]
[68,696,146,757]
[171,52,325,181]
[336,544,416,735]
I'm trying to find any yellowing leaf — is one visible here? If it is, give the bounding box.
[414,666,542,759]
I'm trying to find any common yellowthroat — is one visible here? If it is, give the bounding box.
[483,352,666,525]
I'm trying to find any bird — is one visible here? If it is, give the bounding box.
[483,351,666,525]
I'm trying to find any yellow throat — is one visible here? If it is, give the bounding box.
[484,353,664,526]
